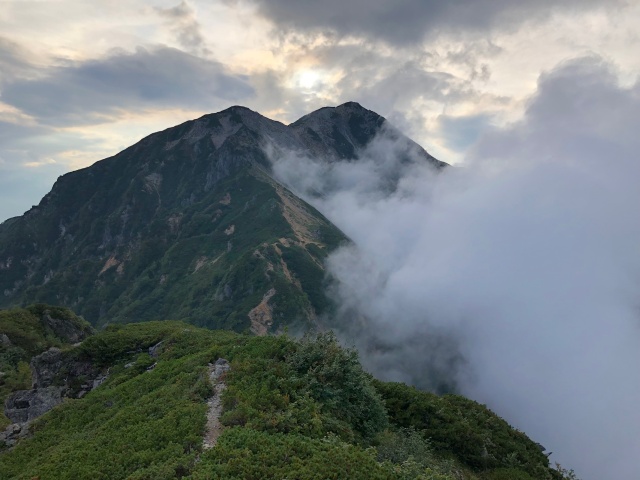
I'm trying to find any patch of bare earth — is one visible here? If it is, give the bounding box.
[279,237,291,247]
[272,244,301,288]
[248,288,276,335]
[99,256,120,275]
[193,254,223,274]
[203,358,231,450]
[275,187,321,246]
[193,257,208,273]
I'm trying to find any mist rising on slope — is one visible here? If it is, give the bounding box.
[270,57,640,479]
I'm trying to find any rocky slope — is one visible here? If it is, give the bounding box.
[0,305,95,443]
[0,102,442,333]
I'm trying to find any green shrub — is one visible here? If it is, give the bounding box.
[484,468,534,480]
[374,380,553,477]
[192,428,394,480]
[287,332,388,441]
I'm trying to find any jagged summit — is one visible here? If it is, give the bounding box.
[290,102,386,159]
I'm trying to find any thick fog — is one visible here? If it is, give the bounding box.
[270,57,640,479]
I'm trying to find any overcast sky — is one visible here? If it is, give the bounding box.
[2,3,640,478]
[0,0,638,221]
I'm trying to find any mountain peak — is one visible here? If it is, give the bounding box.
[289,101,386,159]
[335,101,367,111]
[0,102,442,330]
[213,105,261,120]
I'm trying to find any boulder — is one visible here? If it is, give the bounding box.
[41,311,92,344]
[30,347,63,388]
[4,387,64,424]
[211,358,231,382]
[149,341,164,358]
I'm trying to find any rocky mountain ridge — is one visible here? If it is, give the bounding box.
[0,102,443,332]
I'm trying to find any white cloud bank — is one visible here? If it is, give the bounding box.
[271,56,640,479]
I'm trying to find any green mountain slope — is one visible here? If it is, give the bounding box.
[0,105,368,332]
[0,102,444,333]
[0,313,568,480]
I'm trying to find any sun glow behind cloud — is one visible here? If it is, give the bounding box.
[295,69,322,91]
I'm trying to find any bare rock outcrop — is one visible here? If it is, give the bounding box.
[40,309,93,344]
[1,346,106,448]
[4,386,65,424]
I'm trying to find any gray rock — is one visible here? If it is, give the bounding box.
[149,341,164,358]
[41,311,92,344]
[210,358,230,382]
[5,387,64,424]
[92,373,108,390]
[30,347,63,388]
[0,422,33,448]
[31,346,101,390]
[0,333,12,347]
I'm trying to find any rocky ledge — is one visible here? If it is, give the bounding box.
[1,346,106,448]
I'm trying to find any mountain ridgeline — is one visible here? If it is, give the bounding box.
[0,102,442,332]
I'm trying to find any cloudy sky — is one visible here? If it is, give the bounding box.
[0,0,638,221]
[2,2,640,478]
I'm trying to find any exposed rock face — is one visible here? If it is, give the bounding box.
[149,341,164,358]
[0,422,31,448]
[1,346,106,448]
[41,310,92,344]
[0,333,12,347]
[4,387,65,424]
[249,288,276,336]
[290,102,445,167]
[29,346,99,392]
[30,347,64,389]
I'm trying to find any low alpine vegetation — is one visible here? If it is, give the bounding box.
[0,310,574,479]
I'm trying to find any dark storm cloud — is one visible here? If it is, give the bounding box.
[249,0,624,45]
[1,46,254,125]
[155,1,210,55]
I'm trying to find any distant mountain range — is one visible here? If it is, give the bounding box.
[0,102,443,333]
